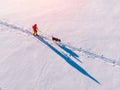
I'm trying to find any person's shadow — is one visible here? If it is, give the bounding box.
[35,35,100,84]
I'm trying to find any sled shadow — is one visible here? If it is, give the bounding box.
[35,35,100,84]
[56,43,82,63]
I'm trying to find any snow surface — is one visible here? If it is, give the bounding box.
[0,0,120,90]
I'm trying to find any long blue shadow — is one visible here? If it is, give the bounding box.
[35,35,100,84]
[56,43,82,63]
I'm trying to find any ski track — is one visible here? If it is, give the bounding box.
[33,61,49,90]
[0,20,120,67]
[0,20,31,35]
[61,43,120,67]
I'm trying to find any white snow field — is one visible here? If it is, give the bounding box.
[0,0,120,90]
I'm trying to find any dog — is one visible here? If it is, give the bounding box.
[52,36,61,42]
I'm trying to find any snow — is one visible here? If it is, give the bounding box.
[0,0,120,90]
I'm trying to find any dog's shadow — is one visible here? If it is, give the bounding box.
[35,35,100,84]
[56,43,82,63]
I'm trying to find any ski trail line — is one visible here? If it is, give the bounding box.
[62,43,120,67]
[0,20,32,35]
[0,20,119,67]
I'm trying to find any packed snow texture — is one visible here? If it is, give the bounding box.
[0,0,120,90]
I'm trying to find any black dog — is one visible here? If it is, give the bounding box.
[52,36,61,42]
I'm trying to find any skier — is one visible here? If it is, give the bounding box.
[32,24,38,36]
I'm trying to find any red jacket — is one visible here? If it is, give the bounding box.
[32,24,38,31]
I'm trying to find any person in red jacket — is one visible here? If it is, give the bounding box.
[32,24,38,36]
